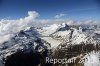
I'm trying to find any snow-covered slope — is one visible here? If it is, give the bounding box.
[0,27,51,66]
[38,23,100,66]
[38,23,72,48]
[44,23,100,45]
[38,23,100,49]
[0,23,100,66]
[84,51,100,66]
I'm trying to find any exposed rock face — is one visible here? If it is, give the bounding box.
[0,27,51,66]
[39,23,100,66]
[0,23,100,66]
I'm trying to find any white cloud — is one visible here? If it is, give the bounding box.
[54,13,66,19]
[0,10,99,43]
[0,11,39,43]
[38,19,99,26]
[0,11,39,35]
[23,11,39,22]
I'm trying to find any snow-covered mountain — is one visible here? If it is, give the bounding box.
[38,23,100,66]
[40,23,100,46]
[0,27,51,66]
[0,23,100,66]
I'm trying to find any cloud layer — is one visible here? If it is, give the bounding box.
[0,10,99,43]
[0,11,39,35]
[54,13,66,19]
[0,11,39,43]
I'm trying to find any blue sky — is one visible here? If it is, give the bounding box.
[0,0,100,20]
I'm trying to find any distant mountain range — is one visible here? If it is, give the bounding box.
[0,23,100,66]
